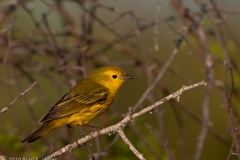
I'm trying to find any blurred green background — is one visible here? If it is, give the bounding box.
[1,0,240,159]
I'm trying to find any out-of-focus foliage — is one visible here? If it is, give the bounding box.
[1,0,240,160]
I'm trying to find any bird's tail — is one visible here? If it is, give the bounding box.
[22,120,63,143]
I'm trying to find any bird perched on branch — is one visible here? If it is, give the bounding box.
[22,66,134,143]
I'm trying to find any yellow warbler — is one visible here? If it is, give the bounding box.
[22,66,134,143]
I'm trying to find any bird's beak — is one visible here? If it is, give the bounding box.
[121,74,135,80]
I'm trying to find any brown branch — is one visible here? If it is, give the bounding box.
[209,0,240,50]
[193,20,214,160]
[3,1,18,64]
[222,61,240,158]
[157,110,176,160]
[154,0,162,51]
[188,5,214,159]
[132,33,184,112]
[21,4,50,44]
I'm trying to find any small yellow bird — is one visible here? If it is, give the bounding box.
[22,66,134,143]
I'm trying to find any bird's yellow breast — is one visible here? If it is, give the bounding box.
[67,94,115,126]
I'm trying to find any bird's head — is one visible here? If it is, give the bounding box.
[90,66,135,92]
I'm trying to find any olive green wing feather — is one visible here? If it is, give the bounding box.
[41,79,108,122]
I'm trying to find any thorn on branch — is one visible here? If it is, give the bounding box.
[172,87,184,101]
[149,108,157,114]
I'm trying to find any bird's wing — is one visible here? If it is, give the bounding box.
[41,79,108,122]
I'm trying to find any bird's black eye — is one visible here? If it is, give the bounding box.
[112,75,117,79]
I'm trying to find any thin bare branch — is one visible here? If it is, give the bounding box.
[118,129,145,160]
[0,81,37,115]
